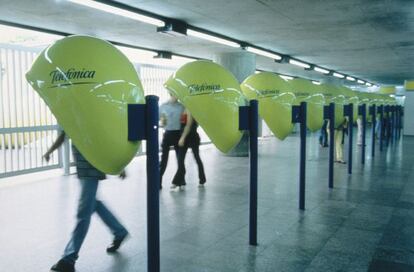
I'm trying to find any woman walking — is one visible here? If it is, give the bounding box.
[171,109,206,188]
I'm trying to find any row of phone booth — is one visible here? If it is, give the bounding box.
[126,79,403,271]
[130,97,402,272]
[26,36,403,272]
[130,62,403,272]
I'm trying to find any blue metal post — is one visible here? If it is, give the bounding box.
[359,104,366,164]
[390,106,395,144]
[400,106,402,138]
[328,103,335,188]
[128,97,160,272]
[300,102,307,210]
[293,102,307,210]
[398,106,403,139]
[385,106,390,146]
[393,106,397,142]
[299,102,307,210]
[249,100,258,246]
[396,106,400,139]
[371,105,376,157]
[146,96,160,272]
[395,106,398,141]
[238,101,259,246]
[378,105,384,151]
[345,104,353,174]
[392,106,394,139]
[388,106,392,145]
[291,102,307,210]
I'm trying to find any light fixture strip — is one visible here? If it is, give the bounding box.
[289,59,311,69]
[280,75,294,80]
[314,66,329,74]
[171,55,197,62]
[366,83,373,87]
[333,72,345,78]
[116,45,157,57]
[357,79,365,84]
[311,80,321,85]
[186,29,239,48]
[346,76,356,81]
[245,46,282,60]
[68,0,165,27]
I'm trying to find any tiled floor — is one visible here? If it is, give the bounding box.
[0,130,412,272]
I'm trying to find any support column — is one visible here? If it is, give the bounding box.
[214,52,256,156]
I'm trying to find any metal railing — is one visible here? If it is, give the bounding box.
[0,126,62,178]
[0,45,63,177]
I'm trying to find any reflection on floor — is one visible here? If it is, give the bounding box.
[0,132,412,272]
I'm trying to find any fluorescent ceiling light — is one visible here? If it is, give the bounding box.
[357,79,365,84]
[245,46,282,60]
[346,76,356,81]
[280,75,294,80]
[314,67,329,74]
[289,59,311,69]
[366,83,373,87]
[333,72,345,78]
[311,80,321,85]
[171,55,196,63]
[187,29,239,48]
[67,0,165,27]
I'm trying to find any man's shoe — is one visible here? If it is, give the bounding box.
[50,259,75,272]
[106,233,129,253]
[199,179,206,187]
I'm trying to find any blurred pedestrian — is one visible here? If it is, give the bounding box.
[159,94,185,189]
[45,131,128,272]
[319,119,328,147]
[334,118,348,164]
[171,109,206,188]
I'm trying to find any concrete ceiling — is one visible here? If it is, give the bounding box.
[0,0,413,86]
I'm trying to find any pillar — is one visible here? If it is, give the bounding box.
[214,52,256,156]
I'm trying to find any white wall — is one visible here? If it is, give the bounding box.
[404,91,414,136]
